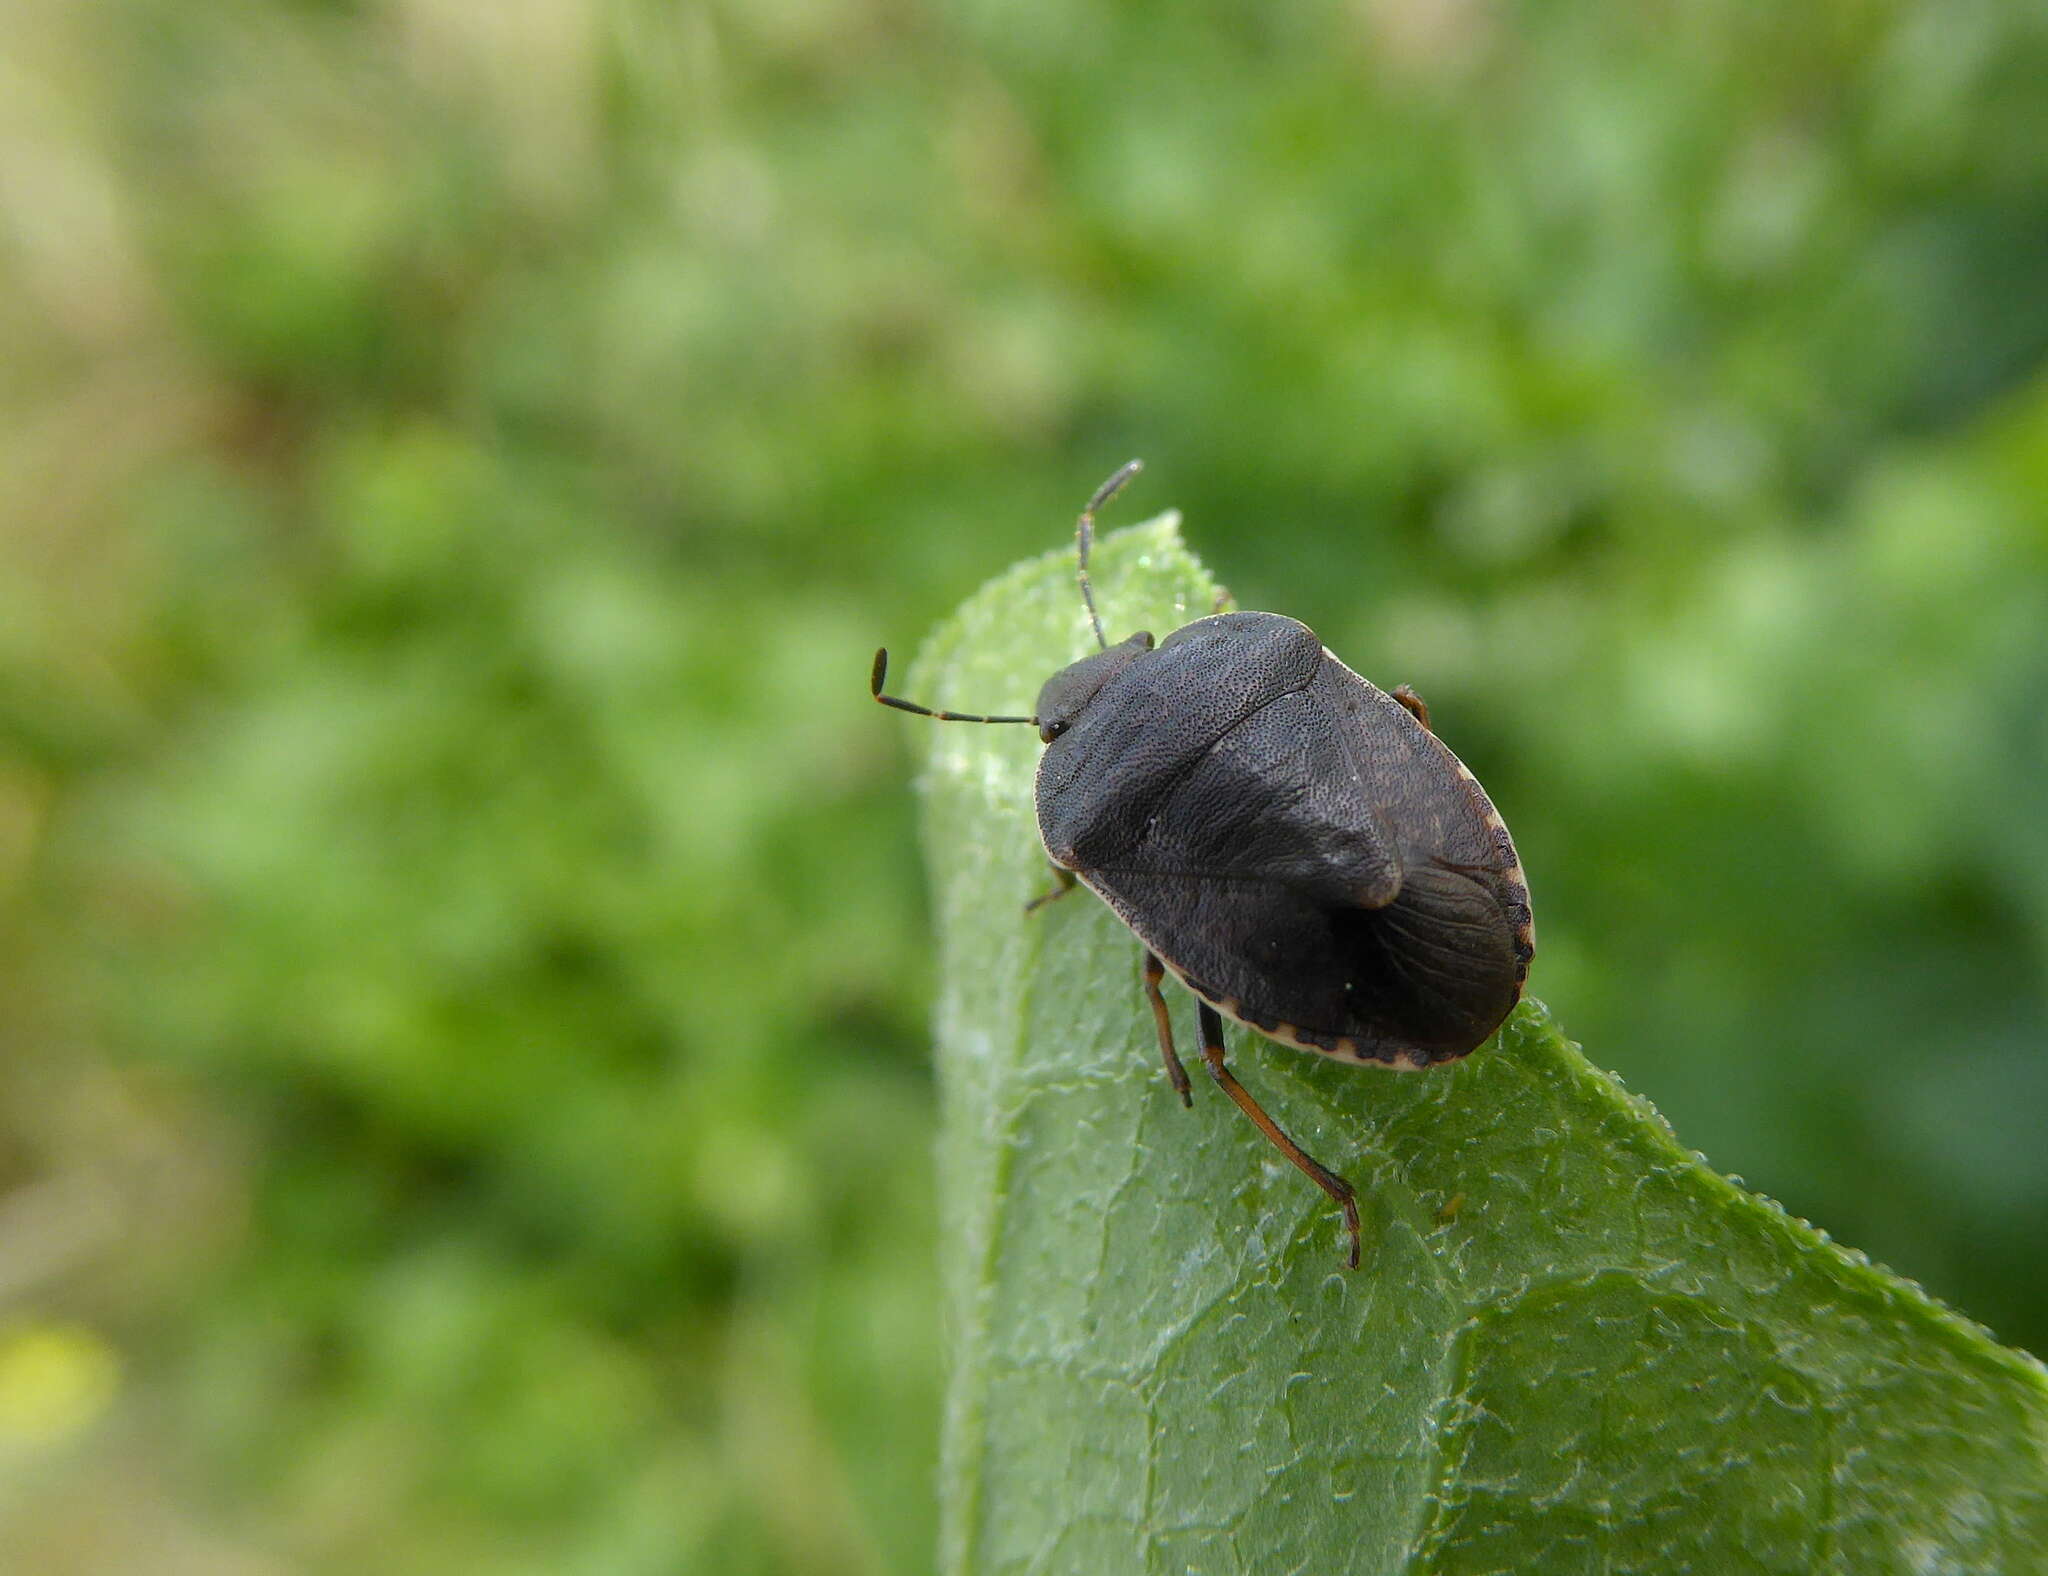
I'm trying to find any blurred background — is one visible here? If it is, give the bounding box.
[3,0,2047,1571]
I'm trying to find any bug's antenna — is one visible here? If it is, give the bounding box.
[1076,458,1143,652]
[870,648,1036,725]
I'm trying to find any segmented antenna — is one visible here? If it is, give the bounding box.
[1076,459,1143,652]
[869,648,1036,725]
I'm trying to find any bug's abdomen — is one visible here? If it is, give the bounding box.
[1098,846,1523,1065]
[1318,858,1525,1053]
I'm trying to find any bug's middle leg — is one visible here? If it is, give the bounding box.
[1196,1001,1361,1269]
[1140,951,1193,1107]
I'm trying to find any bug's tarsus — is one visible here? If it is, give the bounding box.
[1142,951,1194,1107]
[869,647,1036,726]
[1196,1001,1361,1269]
[1076,458,1144,653]
[1023,865,1077,915]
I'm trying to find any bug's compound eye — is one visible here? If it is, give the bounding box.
[1035,633,1153,745]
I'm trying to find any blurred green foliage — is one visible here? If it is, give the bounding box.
[1,0,2045,1572]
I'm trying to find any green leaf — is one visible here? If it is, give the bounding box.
[906,515,2048,1575]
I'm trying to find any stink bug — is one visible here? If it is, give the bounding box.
[873,462,1533,1267]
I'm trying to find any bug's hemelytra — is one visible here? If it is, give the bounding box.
[872,461,1534,1268]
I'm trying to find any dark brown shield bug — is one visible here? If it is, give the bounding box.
[872,461,1534,1267]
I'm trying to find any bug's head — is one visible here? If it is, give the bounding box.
[1034,631,1153,742]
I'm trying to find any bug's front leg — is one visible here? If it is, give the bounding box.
[1140,952,1193,1107]
[1023,864,1077,914]
[1196,1002,1362,1270]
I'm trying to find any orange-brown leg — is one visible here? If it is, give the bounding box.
[1391,684,1432,733]
[1196,1001,1361,1269]
[1023,865,1077,915]
[1141,952,1193,1107]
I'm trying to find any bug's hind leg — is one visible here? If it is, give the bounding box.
[1391,684,1433,733]
[1023,865,1077,915]
[1141,952,1193,1107]
[1196,1002,1361,1269]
